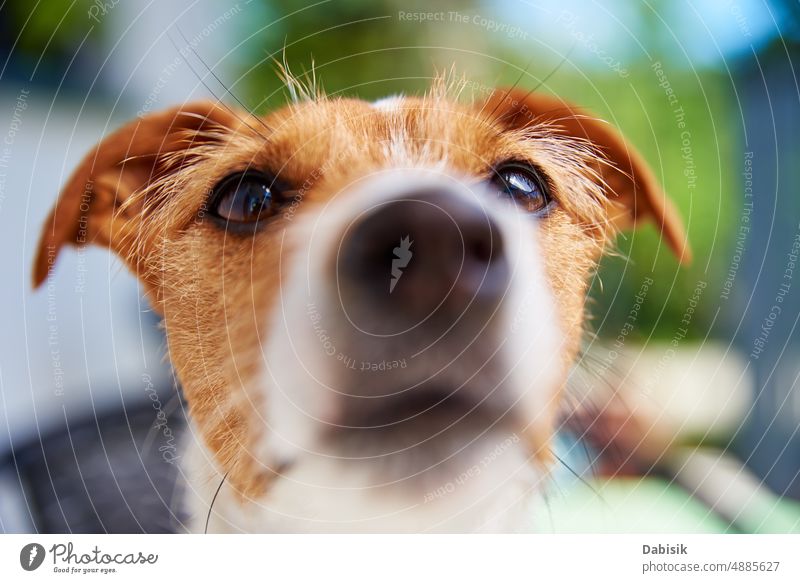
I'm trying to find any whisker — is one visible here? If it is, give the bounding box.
[175,25,272,123]
[482,54,536,120]
[204,470,229,534]
[551,450,601,498]
[168,28,274,143]
[492,43,578,127]
[140,392,183,456]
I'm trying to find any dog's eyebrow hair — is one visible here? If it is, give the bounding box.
[170,27,275,142]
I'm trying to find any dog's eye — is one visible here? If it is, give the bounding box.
[209,172,283,224]
[489,163,552,215]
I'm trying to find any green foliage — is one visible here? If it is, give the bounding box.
[550,66,738,341]
[233,0,490,110]
[7,0,99,58]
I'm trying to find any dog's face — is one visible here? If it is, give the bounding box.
[34,83,687,532]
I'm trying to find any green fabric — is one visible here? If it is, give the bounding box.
[539,477,800,534]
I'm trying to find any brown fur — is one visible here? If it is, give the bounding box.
[33,84,688,501]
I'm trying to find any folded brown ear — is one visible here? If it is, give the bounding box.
[32,101,242,288]
[481,88,691,264]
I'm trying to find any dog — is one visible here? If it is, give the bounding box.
[33,77,689,532]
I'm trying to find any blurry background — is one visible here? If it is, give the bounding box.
[1,0,799,532]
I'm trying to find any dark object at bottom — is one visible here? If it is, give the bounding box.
[5,399,188,533]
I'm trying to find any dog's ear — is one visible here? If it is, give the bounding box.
[32,101,241,288]
[482,88,691,263]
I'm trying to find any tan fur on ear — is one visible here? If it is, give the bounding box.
[32,101,243,288]
[482,88,691,263]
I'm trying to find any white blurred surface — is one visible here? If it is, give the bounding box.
[0,0,244,453]
[0,91,172,453]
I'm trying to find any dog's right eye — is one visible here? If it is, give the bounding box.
[209,171,284,224]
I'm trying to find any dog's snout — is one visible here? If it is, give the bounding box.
[339,189,508,316]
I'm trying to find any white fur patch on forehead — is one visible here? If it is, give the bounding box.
[370,95,445,167]
[372,95,411,165]
[371,95,405,111]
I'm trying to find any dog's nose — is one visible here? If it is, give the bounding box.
[339,189,508,315]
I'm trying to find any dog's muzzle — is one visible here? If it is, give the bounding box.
[265,170,562,471]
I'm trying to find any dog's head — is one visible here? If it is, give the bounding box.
[34,82,688,531]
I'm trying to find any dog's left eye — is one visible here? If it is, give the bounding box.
[489,163,552,215]
[209,171,283,224]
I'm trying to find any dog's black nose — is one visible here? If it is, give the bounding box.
[339,189,508,317]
